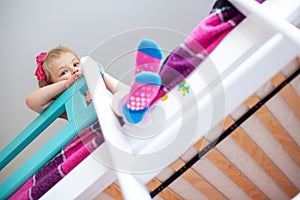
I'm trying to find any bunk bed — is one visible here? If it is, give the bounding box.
[1,0,300,199]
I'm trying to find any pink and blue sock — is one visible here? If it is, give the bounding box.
[122,39,163,124]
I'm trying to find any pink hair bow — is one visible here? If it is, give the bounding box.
[35,52,48,85]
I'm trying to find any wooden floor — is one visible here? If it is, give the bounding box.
[95,59,300,200]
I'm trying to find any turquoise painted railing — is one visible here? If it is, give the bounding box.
[0,77,97,200]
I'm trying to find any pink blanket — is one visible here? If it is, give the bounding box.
[9,120,104,200]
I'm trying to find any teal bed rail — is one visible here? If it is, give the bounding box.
[0,77,97,200]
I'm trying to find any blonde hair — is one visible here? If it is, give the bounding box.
[38,46,80,88]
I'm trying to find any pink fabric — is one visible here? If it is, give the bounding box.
[126,81,159,111]
[185,12,243,55]
[35,52,48,85]
[150,0,260,103]
[125,42,162,112]
[9,121,104,200]
[135,51,162,75]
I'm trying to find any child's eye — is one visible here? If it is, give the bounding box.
[74,62,80,67]
[61,70,68,76]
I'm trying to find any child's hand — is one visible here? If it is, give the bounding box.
[64,71,84,89]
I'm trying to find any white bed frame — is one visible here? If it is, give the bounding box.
[41,0,300,199]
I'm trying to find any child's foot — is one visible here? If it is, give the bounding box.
[122,39,163,124]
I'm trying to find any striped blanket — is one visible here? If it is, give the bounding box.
[9,121,104,200]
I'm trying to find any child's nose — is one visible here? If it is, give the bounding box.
[72,69,79,74]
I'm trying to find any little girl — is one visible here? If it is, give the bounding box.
[11,42,162,199]
[10,46,128,200]
[26,46,122,119]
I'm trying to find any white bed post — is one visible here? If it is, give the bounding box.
[81,57,152,200]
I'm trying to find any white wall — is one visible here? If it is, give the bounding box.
[0,0,213,183]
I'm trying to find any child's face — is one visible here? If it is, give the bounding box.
[49,52,82,82]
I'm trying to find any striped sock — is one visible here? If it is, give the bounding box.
[122,39,163,124]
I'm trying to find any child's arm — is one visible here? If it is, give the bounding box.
[26,80,68,114]
[102,73,129,94]
[26,73,81,114]
[26,71,126,117]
